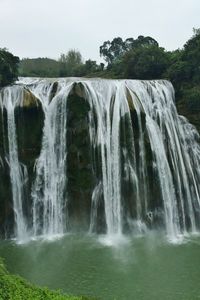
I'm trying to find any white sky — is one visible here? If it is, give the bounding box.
[0,0,199,62]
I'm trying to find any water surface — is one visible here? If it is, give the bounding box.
[0,233,200,300]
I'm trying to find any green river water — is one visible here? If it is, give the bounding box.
[0,232,200,300]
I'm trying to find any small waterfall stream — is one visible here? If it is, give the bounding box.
[0,86,28,241]
[1,78,200,243]
[83,81,124,236]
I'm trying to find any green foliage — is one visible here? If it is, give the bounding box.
[100,37,126,65]
[165,29,200,132]
[169,33,200,132]
[165,59,190,83]
[18,52,103,79]
[166,29,200,100]
[0,48,19,87]
[121,45,169,79]
[19,58,60,77]
[99,35,158,66]
[82,60,99,74]
[181,86,200,111]
[0,258,94,300]
[182,28,200,84]
[58,49,83,77]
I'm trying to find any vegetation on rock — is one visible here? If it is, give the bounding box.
[0,48,19,87]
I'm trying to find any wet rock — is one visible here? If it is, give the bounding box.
[67,87,96,229]
[0,88,44,237]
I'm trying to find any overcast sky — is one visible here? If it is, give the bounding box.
[0,0,199,62]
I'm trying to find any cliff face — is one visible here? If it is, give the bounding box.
[177,100,200,134]
[0,87,44,237]
[66,84,96,230]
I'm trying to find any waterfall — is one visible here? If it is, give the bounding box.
[83,80,138,237]
[0,86,28,241]
[1,78,200,242]
[126,80,200,240]
[28,80,73,237]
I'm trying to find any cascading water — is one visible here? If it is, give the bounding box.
[126,80,200,240]
[0,86,28,241]
[1,77,200,243]
[83,80,139,238]
[83,81,124,236]
[27,80,74,237]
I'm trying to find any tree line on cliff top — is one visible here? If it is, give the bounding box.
[0,28,200,107]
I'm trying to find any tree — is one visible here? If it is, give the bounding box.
[83,59,99,73]
[100,37,126,65]
[58,49,83,76]
[182,28,200,84]
[0,48,19,87]
[121,45,168,79]
[99,36,159,66]
[165,28,200,101]
[124,35,159,50]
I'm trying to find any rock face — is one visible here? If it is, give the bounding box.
[0,86,44,237]
[67,83,95,230]
[16,89,44,165]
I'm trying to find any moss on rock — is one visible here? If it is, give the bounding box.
[22,89,41,108]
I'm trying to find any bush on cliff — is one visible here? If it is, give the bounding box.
[0,48,19,87]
